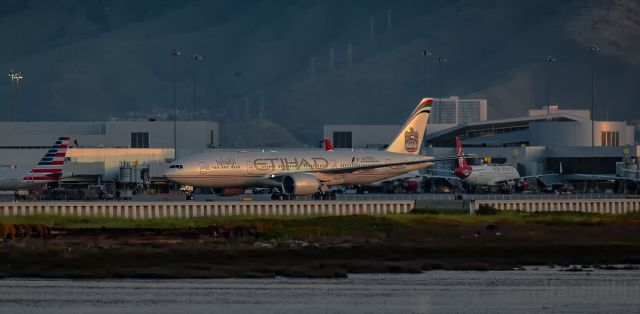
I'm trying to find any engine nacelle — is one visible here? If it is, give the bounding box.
[213,188,245,196]
[282,173,320,196]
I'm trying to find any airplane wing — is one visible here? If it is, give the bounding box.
[423,173,461,181]
[265,155,463,180]
[574,174,640,182]
[491,173,560,184]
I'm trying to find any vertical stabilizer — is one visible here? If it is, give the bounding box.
[23,136,70,182]
[386,98,432,155]
[454,136,472,179]
[323,138,334,151]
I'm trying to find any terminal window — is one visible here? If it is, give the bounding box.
[131,132,149,148]
[601,131,619,147]
[333,131,352,148]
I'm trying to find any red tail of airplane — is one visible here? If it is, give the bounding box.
[453,136,472,179]
[323,138,334,151]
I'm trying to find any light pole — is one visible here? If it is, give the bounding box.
[544,55,557,117]
[190,53,202,122]
[171,49,181,160]
[590,44,599,178]
[421,48,431,97]
[8,69,23,122]
[437,56,447,123]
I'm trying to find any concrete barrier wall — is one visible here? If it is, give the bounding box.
[0,200,415,219]
[472,198,640,214]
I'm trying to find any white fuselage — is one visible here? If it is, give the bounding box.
[0,168,41,190]
[463,164,520,186]
[164,150,433,189]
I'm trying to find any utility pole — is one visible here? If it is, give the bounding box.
[387,10,392,33]
[190,53,202,122]
[544,55,557,118]
[310,57,316,76]
[171,49,181,160]
[590,44,600,178]
[437,56,447,123]
[8,69,23,122]
[421,48,432,97]
[329,48,335,70]
[369,16,375,40]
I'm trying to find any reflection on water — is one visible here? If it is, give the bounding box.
[0,268,639,314]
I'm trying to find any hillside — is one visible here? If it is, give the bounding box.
[0,0,638,145]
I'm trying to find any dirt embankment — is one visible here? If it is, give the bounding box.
[1,215,640,279]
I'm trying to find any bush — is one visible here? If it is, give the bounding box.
[476,204,499,216]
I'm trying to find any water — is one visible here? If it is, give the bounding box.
[0,269,639,314]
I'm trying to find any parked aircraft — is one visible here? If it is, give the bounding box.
[427,136,558,192]
[0,136,70,190]
[164,98,459,199]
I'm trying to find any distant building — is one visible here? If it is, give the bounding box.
[323,96,486,149]
[0,120,219,184]
[430,96,487,124]
[323,125,398,149]
[528,106,590,120]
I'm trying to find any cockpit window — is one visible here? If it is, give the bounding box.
[169,165,184,169]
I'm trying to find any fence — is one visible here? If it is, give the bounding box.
[0,200,415,219]
[471,198,640,215]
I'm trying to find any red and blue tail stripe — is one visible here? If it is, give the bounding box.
[23,136,70,182]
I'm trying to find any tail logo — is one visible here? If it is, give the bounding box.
[404,127,419,153]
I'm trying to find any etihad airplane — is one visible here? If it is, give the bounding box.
[164,98,458,199]
[428,136,557,191]
[0,136,70,190]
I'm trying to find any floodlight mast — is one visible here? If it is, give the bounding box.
[190,53,203,122]
[171,49,181,160]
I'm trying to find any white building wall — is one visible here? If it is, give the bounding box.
[0,121,218,157]
[528,106,590,120]
[529,121,634,147]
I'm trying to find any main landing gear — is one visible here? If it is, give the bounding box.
[312,191,337,200]
[270,192,296,200]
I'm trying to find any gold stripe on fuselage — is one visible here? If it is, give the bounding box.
[165,150,431,188]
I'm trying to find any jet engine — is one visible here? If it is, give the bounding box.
[213,188,245,196]
[282,173,320,196]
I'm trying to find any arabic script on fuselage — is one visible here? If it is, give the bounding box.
[253,157,329,171]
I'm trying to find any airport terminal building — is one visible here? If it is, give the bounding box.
[323,103,638,190]
[0,120,219,188]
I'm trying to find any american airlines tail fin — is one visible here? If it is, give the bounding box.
[23,136,70,182]
[386,98,432,155]
[323,138,334,151]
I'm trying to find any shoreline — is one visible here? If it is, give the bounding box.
[1,212,640,279]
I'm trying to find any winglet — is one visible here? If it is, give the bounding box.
[323,138,334,152]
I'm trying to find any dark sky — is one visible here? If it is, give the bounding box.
[1,0,639,145]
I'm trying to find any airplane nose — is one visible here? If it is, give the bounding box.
[164,164,186,181]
